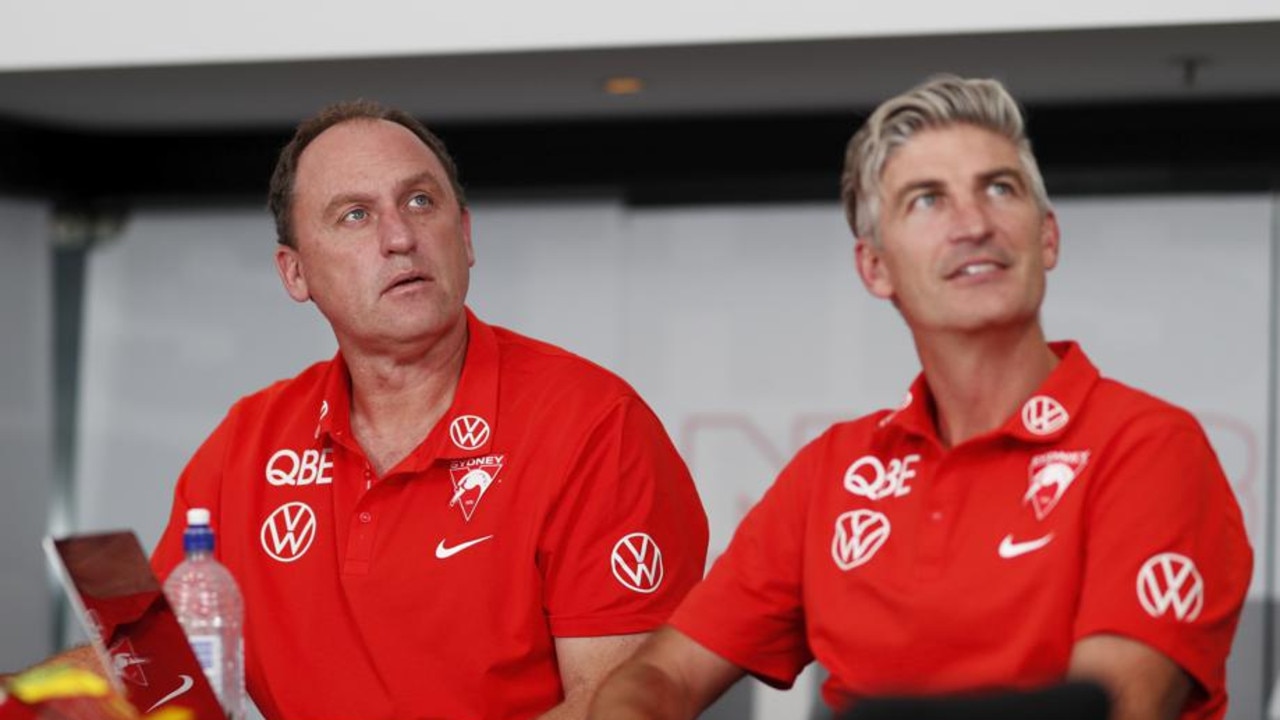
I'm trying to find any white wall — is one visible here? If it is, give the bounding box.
[65,193,1273,719]
[2,1,1278,71]
[0,197,54,669]
[75,209,335,549]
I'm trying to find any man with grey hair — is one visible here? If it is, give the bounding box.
[588,76,1251,720]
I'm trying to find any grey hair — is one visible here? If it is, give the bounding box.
[840,75,1050,244]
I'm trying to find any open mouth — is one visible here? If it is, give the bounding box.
[946,260,1006,280]
[385,272,430,293]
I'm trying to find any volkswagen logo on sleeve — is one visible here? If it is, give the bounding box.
[1136,552,1204,622]
[611,533,664,593]
[831,509,891,571]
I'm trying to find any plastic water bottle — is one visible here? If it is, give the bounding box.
[164,508,246,720]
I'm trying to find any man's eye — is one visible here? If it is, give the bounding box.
[910,193,937,211]
[343,208,368,222]
[408,193,432,209]
[988,181,1014,197]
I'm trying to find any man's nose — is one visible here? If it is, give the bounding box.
[947,195,994,243]
[378,209,415,254]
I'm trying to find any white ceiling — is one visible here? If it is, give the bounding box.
[6,0,1276,73]
[1,22,1278,132]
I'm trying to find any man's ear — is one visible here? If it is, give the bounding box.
[855,238,895,300]
[1040,210,1061,271]
[275,245,311,303]
[461,206,476,267]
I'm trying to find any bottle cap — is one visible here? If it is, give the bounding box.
[186,508,212,526]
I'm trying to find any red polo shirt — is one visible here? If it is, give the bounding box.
[672,342,1250,720]
[152,309,708,720]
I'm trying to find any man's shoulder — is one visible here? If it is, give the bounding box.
[1087,375,1201,431]
[227,357,335,415]
[800,407,906,458]
[490,325,638,400]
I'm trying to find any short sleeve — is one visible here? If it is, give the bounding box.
[1074,410,1252,713]
[540,395,708,637]
[669,435,819,689]
[149,405,240,582]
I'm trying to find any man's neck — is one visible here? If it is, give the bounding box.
[339,319,470,477]
[914,322,1058,448]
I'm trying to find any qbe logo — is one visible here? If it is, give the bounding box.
[1136,552,1204,622]
[260,502,317,562]
[843,454,919,501]
[611,533,664,594]
[831,510,890,571]
[265,448,334,486]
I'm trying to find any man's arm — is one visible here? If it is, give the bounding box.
[1068,634,1191,720]
[535,634,648,720]
[586,626,745,720]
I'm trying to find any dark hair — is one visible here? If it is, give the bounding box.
[267,99,467,247]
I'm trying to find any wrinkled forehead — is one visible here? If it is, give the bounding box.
[300,119,439,178]
[879,123,1024,188]
[293,119,451,208]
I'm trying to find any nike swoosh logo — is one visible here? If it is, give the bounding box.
[147,674,194,712]
[435,535,494,559]
[998,533,1054,559]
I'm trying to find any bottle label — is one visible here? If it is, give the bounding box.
[188,634,225,702]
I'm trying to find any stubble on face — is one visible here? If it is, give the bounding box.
[282,119,474,354]
[861,124,1058,337]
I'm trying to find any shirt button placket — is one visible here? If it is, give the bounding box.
[917,456,953,578]
[345,463,378,574]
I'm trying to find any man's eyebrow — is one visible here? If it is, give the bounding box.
[397,170,446,196]
[320,171,446,219]
[890,166,1027,205]
[979,166,1026,186]
[322,191,375,220]
[891,178,943,208]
